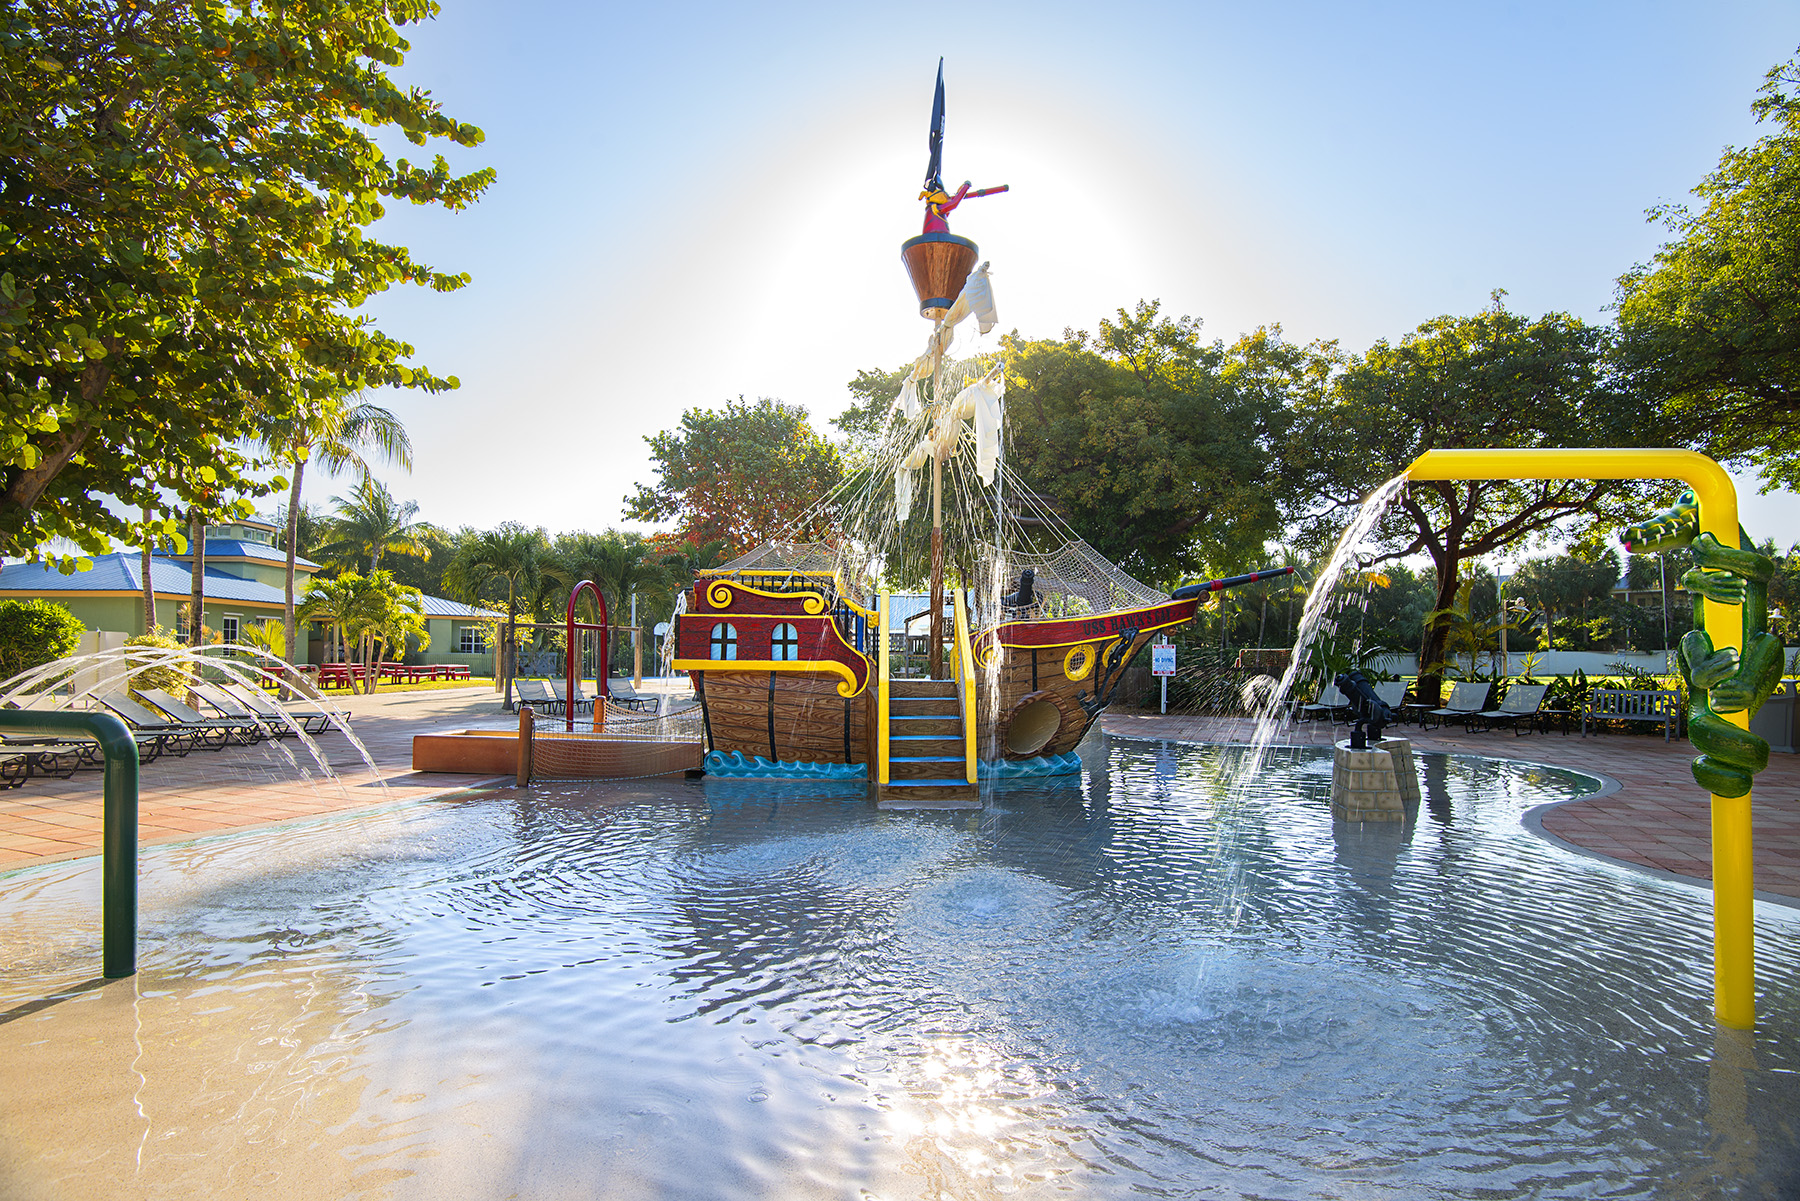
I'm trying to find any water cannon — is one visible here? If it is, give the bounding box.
[1334,669,1393,749]
[1170,565,1296,601]
[1003,567,1035,610]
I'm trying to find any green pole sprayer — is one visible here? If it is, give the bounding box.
[0,709,138,977]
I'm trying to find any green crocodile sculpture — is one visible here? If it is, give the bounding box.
[1620,490,1783,798]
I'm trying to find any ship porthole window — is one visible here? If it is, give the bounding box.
[771,623,800,661]
[710,623,738,660]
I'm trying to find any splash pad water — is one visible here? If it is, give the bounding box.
[3,740,1796,1197]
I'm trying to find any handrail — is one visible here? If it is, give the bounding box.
[953,588,977,784]
[565,579,609,733]
[877,593,891,785]
[0,709,138,977]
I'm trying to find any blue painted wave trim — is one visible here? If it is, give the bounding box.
[704,751,869,781]
[979,752,1083,779]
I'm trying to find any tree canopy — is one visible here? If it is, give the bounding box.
[0,0,490,562]
[999,303,1303,584]
[1617,49,1800,490]
[1283,298,1665,688]
[624,396,842,556]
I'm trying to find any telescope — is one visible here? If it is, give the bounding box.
[1334,669,1393,749]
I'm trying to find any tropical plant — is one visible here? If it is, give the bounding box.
[257,398,413,663]
[1422,581,1527,679]
[316,478,436,574]
[239,619,286,659]
[122,628,195,702]
[298,573,368,692]
[445,524,549,695]
[0,598,83,681]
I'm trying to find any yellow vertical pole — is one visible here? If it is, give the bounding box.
[955,589,977,784]
[1405,448,1754,1027]
[878,592,891,786]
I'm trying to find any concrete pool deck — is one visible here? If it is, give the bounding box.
[0,687,1796,904]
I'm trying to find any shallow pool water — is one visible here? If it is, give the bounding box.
[2,737,1797,1199]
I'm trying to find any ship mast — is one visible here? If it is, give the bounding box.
[898,59,1007,679]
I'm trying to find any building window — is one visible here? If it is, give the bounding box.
[709,622,738,660]
[221,614,240,648]
[458,625,489,654]
[770,623,800,661]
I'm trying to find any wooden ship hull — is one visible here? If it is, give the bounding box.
[675,575,1206,774]
[973,596,1200,761]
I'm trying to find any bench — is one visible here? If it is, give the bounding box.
[1582,688,1679,742]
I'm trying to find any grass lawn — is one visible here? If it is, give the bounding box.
[313,677,496,696]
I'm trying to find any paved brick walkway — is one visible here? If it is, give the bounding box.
[0,686,518,869]
[1103,710,1800,903]
[5,690,1797,907]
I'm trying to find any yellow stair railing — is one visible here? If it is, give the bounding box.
[877,592,891,785]
[952,588,977,785]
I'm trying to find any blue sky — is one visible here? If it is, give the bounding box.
[351,0,1800,549]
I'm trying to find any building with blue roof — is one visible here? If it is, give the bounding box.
[0,516,500,672]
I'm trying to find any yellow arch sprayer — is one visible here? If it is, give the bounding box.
[1407,447,1758,1028]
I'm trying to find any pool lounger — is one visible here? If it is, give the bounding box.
[97,692,227,752]
[135,688,264,746]
[218,682,340,737]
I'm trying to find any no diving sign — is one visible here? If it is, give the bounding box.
[1151,644,1176,677]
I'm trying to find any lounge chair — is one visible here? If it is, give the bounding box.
[607,679,655,713]
[219,682,339,736]
[1423,681,1492,731]
[558,680,597,715]
[1296,682,1348,723]
[1372,680,1408,719]
[1470,683,1550,735]
[0,735,95,780]
[135,687,263,745]
[96,692,212,752]
[514,679,559,713]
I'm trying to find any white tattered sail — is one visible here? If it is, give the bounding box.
[944,262,998,334]
[890,261,1004,522]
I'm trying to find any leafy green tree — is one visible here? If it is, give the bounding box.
[1509,552,1621,652]
[0,0,490,563]
[317,479,436,573]
[1616,50,1800,489]
[1283,298,1664,699]
[626,397,843,555]
[0,597,83,681]
[1000,304,1307,582]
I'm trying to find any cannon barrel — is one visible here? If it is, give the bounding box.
[1169,565,1296,601]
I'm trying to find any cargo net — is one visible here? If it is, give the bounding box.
[528,700,705,781]
[984,535,1166,627]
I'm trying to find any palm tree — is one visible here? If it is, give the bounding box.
[317,479,437,573]
[547,531,674,681]
[298,572,368,692]
[446,524,548,701]
[255,397,413,667]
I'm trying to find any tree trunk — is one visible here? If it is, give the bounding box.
[284,457,304,667]
[1418,556,1461,706]
[188,508,206,646]
[140,506,157,634]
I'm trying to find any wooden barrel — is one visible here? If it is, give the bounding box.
[900,232,979,319]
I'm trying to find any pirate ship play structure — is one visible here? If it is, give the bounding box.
[670,62,1290,806]
[415,61,1287,796]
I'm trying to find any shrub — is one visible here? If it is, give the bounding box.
[0,598,85,683]
[123,628,196,702]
